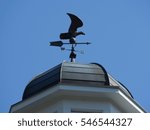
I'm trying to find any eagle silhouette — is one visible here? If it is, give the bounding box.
[60,13,85,43]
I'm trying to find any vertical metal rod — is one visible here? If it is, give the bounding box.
[69,44,76,62]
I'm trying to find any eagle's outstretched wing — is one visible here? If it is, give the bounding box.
[67,13,83,34]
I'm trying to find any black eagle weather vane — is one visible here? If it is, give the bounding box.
[50,13,91,62]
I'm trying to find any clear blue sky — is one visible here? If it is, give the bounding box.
[0,0,150,112]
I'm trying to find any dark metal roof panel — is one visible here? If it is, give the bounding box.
[61,62,107,83]
[22,64,62,100]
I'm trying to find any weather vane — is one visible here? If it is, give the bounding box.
[50,13,91,62]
